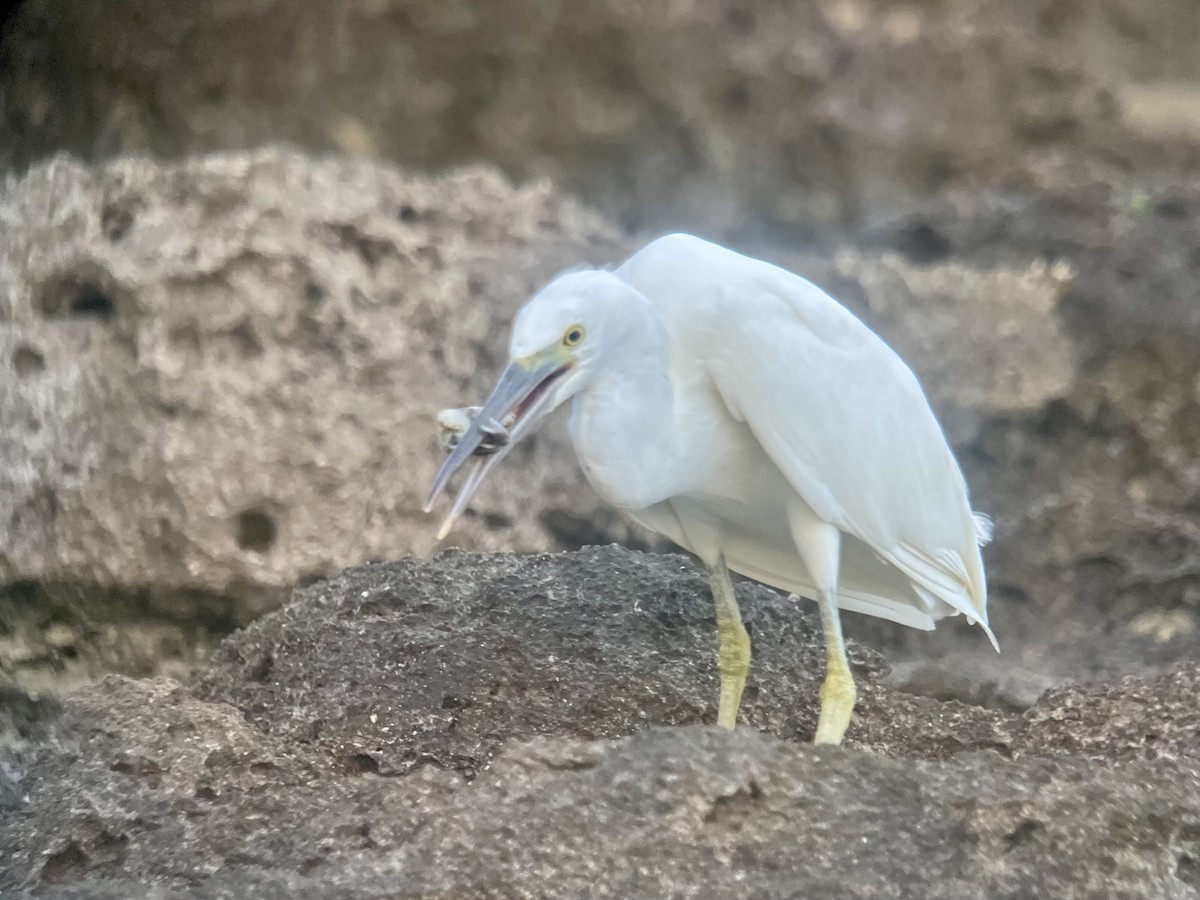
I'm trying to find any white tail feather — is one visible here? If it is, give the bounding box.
[973,512,994,546]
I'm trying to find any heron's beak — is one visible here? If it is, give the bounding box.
[424,350,572,539]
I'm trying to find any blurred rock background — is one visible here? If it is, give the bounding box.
[1,0,1199,708]
[6,2,1200,896]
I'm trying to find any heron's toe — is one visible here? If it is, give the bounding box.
[815,668,856,745]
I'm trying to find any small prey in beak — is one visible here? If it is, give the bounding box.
[436,407,514,455]
[425,355,572,540]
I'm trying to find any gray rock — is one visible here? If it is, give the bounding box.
[190,547,1011,772]
[5,147,1200,734]
[1,544,1197,898]
[0,673,61,813]
[0,149,636,644]
[1018,662,1200,763]
[0,0,1152,239]
[303,729,1200,900]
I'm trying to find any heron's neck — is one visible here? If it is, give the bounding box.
[568,323,683,511]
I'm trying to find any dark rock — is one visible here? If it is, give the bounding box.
[293,729,1200,900]
[0,673,62,814]
[4,548,1199,897]
[1018,663,1200,762]
[0,149,638,692]
[190,546,1011,771]
[0,676,458,894]
[0,0,1173,240]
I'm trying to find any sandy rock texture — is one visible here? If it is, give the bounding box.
[3,148,1200,715]
[0,149,642,690]
[5,0,1196,241]
[0,0,1197,706]
[1,0,1199,894]
[3,547,1199,899]
[832,176,1200,707]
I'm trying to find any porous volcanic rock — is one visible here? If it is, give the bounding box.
[0,0,1165,240]
[0,146,1104,701]
[3,547,1199,899]
[0,148,633,646]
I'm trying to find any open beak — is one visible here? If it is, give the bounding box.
[424,353,572,540]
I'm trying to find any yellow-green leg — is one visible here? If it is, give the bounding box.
[784,502,857,745]
[814,586,856,745]
[706,556,751,729]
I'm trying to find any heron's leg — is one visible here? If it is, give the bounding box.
[706,555,751,729]
[813,586,855,745]
[786,504,855,745]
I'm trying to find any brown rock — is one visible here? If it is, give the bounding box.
[189,547,1012,772]
[0,0,1146,239]
[0,148,634,637]
[3,547,1199,899]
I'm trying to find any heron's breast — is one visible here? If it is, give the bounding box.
[569,370,783,514]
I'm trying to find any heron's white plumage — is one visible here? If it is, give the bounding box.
[426,232,998,740]
[604,233,995,646]
[429,231,995,652]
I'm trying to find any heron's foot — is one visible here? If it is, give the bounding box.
[436,407,514,455]
[814,656,856,745]
[716,617,751,729]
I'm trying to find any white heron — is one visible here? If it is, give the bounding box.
[425,233,996,744]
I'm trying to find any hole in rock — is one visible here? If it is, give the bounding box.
[100,201,136,241]
[41,842,91,882]
[235,509,277,553]
[12,343,45,376]
[40,280,118,322]
[893,222,952,265]
[348,753,380,775]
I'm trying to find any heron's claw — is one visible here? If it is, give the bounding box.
[437,406,514,455]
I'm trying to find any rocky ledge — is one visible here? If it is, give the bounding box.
[2,546,1198,898]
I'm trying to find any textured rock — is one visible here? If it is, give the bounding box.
[0,672,60,813]
[189,547,1011,772]
[1018,663,1200,763]
[0,0,1159,240]
[6,148,1200,712]
[0,675,457,894]
[3,548,1200,899]
[829,178,1200,707]
[0,149,633,633]
[276,731,1200,900]
[815,249,1079,443]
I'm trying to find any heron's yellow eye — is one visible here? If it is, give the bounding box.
[562,325,586,347]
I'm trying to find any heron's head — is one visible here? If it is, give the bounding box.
[424,268,648,537]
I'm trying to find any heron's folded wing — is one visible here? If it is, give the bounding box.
[698,269,993,643]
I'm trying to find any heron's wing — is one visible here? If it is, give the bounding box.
[619,234,993,642]
[628,500,940,632]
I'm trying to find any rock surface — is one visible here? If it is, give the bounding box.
[3,547,1199,898]
[0,149,643,689]
[189,547,1010,769]
[4,148,1200,714]
[5,0,1196,241]
[833,176,1200,707]
[2,1,1200,895]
